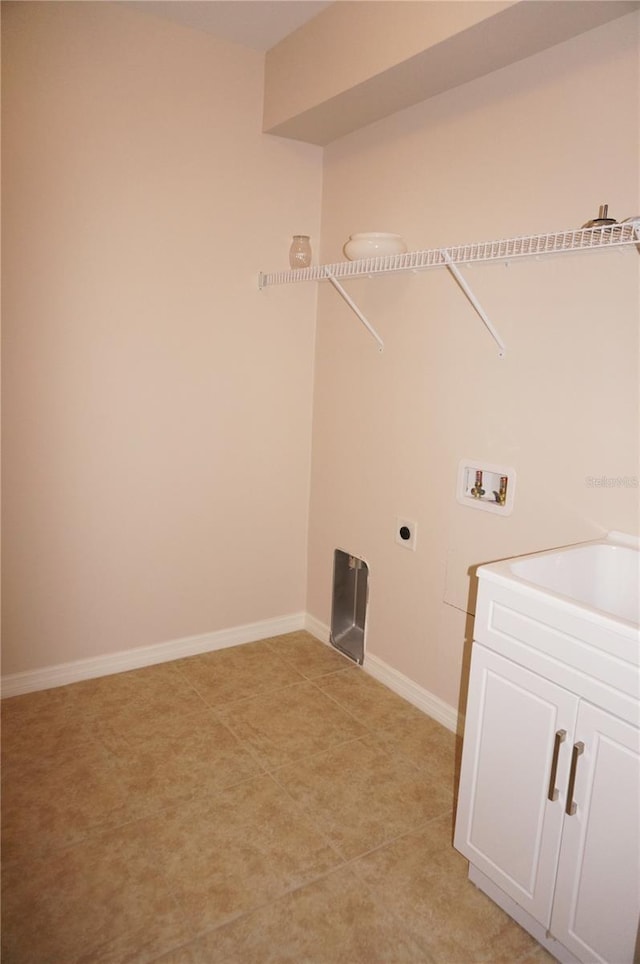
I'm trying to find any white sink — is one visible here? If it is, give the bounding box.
[509,536,639,625]
[480,531,639,631]
[473,532,639,725]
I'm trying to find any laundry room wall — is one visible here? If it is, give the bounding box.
[306,11,639,718]
[2,1,322,676]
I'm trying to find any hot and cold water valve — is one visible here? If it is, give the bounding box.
[456,460,516,515]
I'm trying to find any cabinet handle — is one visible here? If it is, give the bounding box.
[547,729,566,802]
[565,741,584,816]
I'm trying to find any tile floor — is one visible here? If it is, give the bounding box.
[1,631,554,963]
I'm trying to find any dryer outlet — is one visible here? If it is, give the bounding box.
[396,518,417,551]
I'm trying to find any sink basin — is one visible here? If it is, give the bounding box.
[473,532,639,724]
[510,539,639,625]
[480,531,639,630]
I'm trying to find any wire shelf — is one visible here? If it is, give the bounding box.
[258,220,639,356]
[259,221,639,289]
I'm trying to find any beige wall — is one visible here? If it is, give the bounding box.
[263,0,514,140]
[307,12,640,713]
[2,2,322,675]
[263,0,638,144]
[3,3,638,711]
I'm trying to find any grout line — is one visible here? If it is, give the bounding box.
[264,730,370,778]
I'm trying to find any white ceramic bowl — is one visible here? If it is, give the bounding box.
[343,232,407,261]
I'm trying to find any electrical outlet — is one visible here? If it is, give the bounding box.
[396,517,417,551]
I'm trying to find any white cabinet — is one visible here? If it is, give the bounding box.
[455,643,640,964]
[454,646,576,924]
[550,701,640,963]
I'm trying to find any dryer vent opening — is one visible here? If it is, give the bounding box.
[330,550,369,665]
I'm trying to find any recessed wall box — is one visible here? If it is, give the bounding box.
[457,460,516,516]
[330,550,369,664]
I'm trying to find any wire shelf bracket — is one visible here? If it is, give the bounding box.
[258,221,640,357]
[442,249,506,358]
[324,269,385,353]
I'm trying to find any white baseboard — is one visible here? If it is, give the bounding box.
[304,616,460,734]
[2,611,461,732]
[364,652,460,734]
[303,612,330,643]
[1,612,306,699]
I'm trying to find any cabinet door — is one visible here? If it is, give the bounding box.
[454,644,578,926]
[550,702,640,963]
